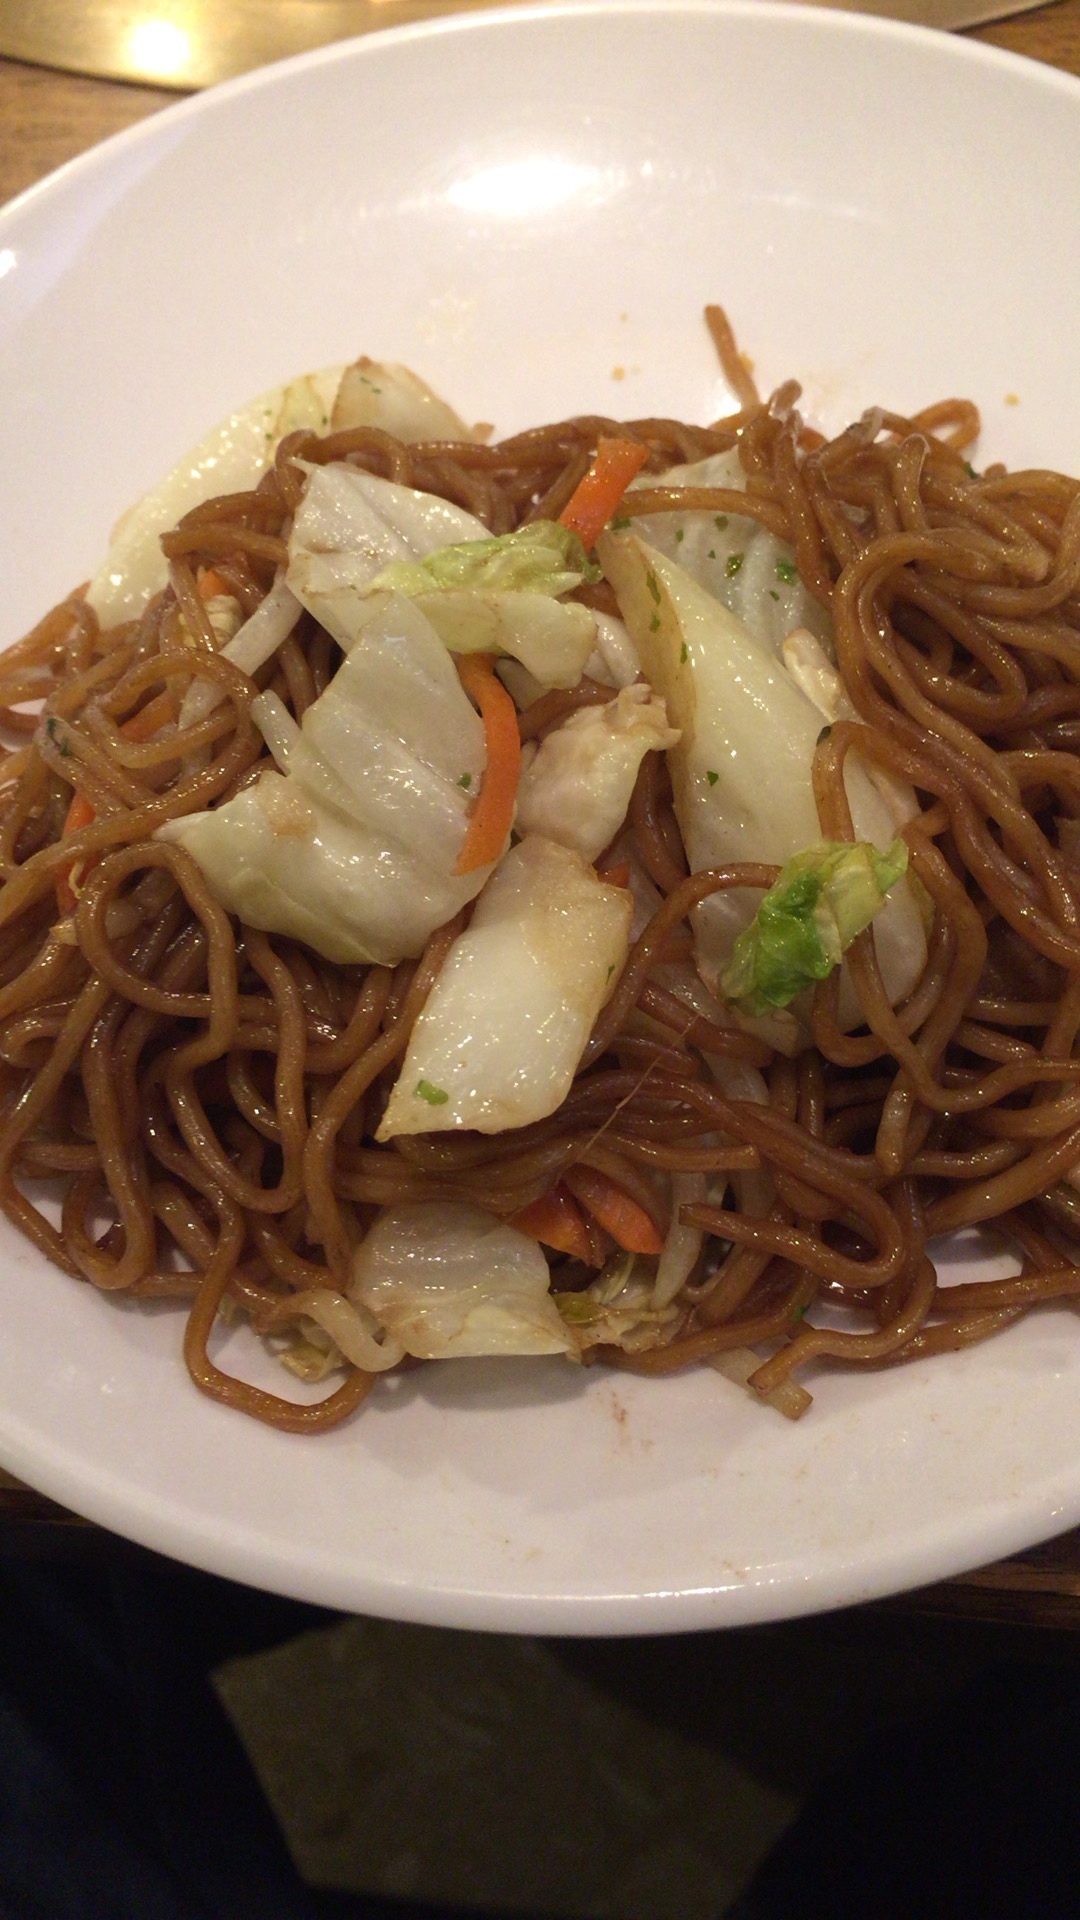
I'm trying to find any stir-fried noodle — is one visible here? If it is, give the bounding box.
[4,309,1080,1430]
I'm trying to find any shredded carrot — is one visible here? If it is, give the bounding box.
[558,437,650,550]
[564,1165,664,1256]
[511,1183,595,1264]
[59,790,95,841]
[597,862,631,890]
[114,689,175,744]
[53,691,175,913]
[453,653,521,876]
[196,567,231,600]
[54,791,96,915]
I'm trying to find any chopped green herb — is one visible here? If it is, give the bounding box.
[674,527,685,544]
[646,570,661,606]
[768,589,780,601]
[44,716,71,757]
[706,770,719,786]
[964,461,978,480]
[416,1080,449,1106]
[606,963,616,980]
[792,1302,809,1322]
[610,514,631,531]
[458,773,472,789]
[649,614,660,632]
[725,553,744,578]
[707,549,716,561]
[680,642,688,663]
[714,515,729,531]
[775,557,798,584]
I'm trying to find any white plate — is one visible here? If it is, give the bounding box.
[2,1,1080,1633]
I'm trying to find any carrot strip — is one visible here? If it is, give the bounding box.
[115,689,175,744]
[558,438,650,550]
[564,1165,664,1256]
[453,653,521,876]
[511,1183,595,1263]
[54,792,97,915]
[196,567,231,600]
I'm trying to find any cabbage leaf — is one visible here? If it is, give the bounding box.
[158,595,492,965]
[721,838,909,1015]
[369,520,597,599]
[377,835,632,1137]
[597,532,927,1033]
[515,684,679,863]
[351,1202,573,1358]
[627,449,833,661]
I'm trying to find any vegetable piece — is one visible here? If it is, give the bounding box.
[413,590,596,690]
[86,366,344,628]
[54,791,96,916]
[285,463,489,652]
[377,835,632,1137]
[452,653,521,875]
[290,482,599,688]
[290,474,599,691]
[274,1290,405,1372]
[598,533,927,1023]
[721,839,910,1015]
[559,438,651,549]
[158,596,493,965]
[707,1349,813,1420]
[563,1166,664,1256]
[369,520,596,599]
[583,611,641,689]
[510,1185,596,1263]
[514,683,679,863]
[331,359,485,444]
[554,1251,683,1353]
[178,571,303,731]
[363,520,600,690]
[351,1202,573,1358]
[653,1169,708,1308]
[627,449,833,660]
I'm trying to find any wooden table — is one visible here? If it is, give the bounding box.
[4,8,1080,1623]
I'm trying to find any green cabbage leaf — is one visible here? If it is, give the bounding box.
[721,839,909,1015]
[369,520,598,599]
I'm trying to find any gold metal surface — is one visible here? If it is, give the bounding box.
[0,0,1060,91]
[0,0,522,91]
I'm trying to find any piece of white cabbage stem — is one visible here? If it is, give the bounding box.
[515,685,680,863]
[597,531,928,1043]
[287,473,598,688]
[158,595,495,965]
[86,367,345,630]
[178,570,304,732]
[351,1203,573,1358]
[627,447,833,662]
[378,836,632,1137]
[85,357,480,632]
